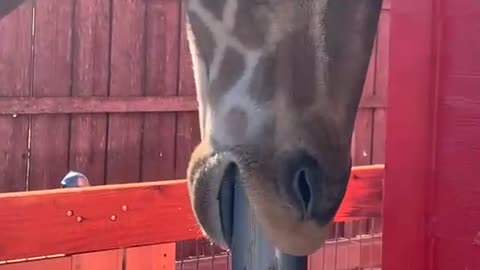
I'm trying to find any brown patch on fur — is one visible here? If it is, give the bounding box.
[200,0,225,21]
[233,1,270,49]
[208,47,245,105]
[187,11,216,73]
[224,107,248,142]
[273,29,317,110]
[325,0,382,125]
[248,54,276,104]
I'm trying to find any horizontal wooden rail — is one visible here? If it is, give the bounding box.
[0,95,384,115]
[0,96,198,114]
[0,165,384,261]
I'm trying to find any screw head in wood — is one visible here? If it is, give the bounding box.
[76,216,83,223]
[66,210,74,217]
[110,215,117,221]
[122,205,128,212]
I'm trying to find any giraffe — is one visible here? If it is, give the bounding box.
[185,0,383,256]
[0,0,383,257]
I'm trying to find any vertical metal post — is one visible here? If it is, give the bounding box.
[231,173,308,270]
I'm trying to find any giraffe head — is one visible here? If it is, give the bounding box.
[185,0,382,256]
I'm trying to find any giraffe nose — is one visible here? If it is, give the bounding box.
[281,152,323,220]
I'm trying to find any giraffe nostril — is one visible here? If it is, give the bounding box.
[281,152,322,219]
[294,169,312,213]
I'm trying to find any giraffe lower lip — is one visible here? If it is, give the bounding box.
[217,164,236,248]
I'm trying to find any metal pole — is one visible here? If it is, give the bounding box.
[230,173,308,270]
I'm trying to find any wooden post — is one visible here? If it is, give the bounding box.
[230,173,308,270]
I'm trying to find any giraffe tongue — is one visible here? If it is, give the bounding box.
[217,163,237,248]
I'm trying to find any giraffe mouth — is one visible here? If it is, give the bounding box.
[217,163,237,248]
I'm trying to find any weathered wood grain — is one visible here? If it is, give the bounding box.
[72,250,123,270]
[0,257,71,270]
[106,0,146,184]
[0,95,382,115]
[141,0,180,182]
[0,2,31,192]
[0,96,199,115]
[29,0,73,190]
[69,0,110,186]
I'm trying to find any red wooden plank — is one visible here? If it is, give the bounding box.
[354,35,376,167]
[0,180,201,261]
[344,43,377,238]
[334,165,384,222]
[0,165,382,262]
[0,257,71,270]
[434,238,480,270]
[106,0,145,184]
[0,96,199,114]
[29,0,73,190]
[126,243,176,270]
[141,0,180,182]
[441,17,480,75]
[370,109,385,234]
[72,250,122,270]
[371,9,389,166]
[432,5,480,267]
[69,0,110,186]
[373,10,390,105]
[0,3,31,192]
[0,95,380,115]
[383,0,436,269]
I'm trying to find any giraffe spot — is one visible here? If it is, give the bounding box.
[248,54,276,104]
[200,0,225,21]
[187,11,216,72]
[273,29,317,109]
[233,1,270,49]
[209,47,245,106]
[224,107,248,142]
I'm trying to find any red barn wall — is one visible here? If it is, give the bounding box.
[385,0,480,269]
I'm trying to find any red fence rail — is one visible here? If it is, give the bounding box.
[0,165,384,262]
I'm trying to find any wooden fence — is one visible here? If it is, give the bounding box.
[0,0,390,266]
[0,165,385,270]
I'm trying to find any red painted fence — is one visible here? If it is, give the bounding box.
[0,165,384,270]
[0,0,390,262]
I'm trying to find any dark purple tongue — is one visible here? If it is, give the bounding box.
[217,163,237,248]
